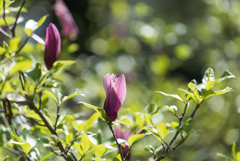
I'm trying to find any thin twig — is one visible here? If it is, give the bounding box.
[108,123,125,161]
[19,72,25,91]
[54,105,60,131]
[16,36,30,54]
[27,99,75,161]
[17,113,45,126]
[156,101,199,161]
[10,0,27,37]
[3,0,11,30]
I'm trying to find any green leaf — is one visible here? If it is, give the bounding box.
[115,154,122,161]
[0,16,15,26]
[144,145,155,153]
[2,156,9,161]
[86,145,107,155]
[178,88,198,103]
[80,134,90,155]
[164,105,177,113]
[85,113,99,128]
[145,103,158,114]
[157,123,169,139]
[202,67,215,84]
[24,15,48,36]
[40,152,54,161]
[232,142,236,160]
[145,114,154,127]
[236,152,240,161]
[171,121,179,128]
[128,134,145,146]
[66,133,73,144]
[73,142,82,155]
[27,63,42,82]
[155,91,183,102]
[57,115,74,127]
[37,14,48,27]
[51,60,76,73]
[9,37,21,52]
[9,140,31,154]
[203,87,233,100]
[219,70,235,80]
[183,118,193,133]
[216,153,234,160]
[9,59,33,76]
[80,102,106,121]
[42,90,58,104]
[115,118,131,127]
[61,89,85,104]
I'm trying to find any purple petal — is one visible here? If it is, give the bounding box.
[53,0,79,41]
[113,74,126,105]
[103,73,111,95]
[103,73,126,121]
[31,33,45,45]
[44,23,61,70]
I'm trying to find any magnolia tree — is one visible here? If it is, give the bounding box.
[0,1,236,161]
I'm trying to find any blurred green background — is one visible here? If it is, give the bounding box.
[3,0,240,160]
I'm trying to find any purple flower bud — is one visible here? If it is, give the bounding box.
[103,73,126,122]
[53,0,79,41]
[114,127,131,160]
[44,23,61,70]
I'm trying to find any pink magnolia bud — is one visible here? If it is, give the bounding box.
[103,73,126,122]
[44,23,61,70]
[114,127,132,161]
[53,0,79,41]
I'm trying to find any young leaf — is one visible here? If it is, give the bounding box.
[232,142,236,160]
[2,156,9,161]
[40,152,54,161]
[42,90,58,104]
[115,154,122,161]
[157,123,169,139]
[51,60,75,73]
[114,118,131,127]
[128,134,145,146]
[155,91,183,102]
[79,102,106,121]
[216,153,234,160]
[202,67,215,84]
[9,37,21,52]
[9,140,31,154]
[86,145,107,155]
[61,89,85,104]
[164,105,177,113]
[178,88,198,103]
[80,134,90,155]
[145,114,154,127]
[57,115,74,127]
[9,59,33,76]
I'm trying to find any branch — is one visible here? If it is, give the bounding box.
[54,105,60,131]
[3,0,11,30]
[108,123,125,161]
[26,98,75,161]
[10,0,27,37]
[156,102,200,161]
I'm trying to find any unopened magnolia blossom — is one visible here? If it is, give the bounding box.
[53,0,79,41]
[44,23,61,70]
[103,73,126,122]
[115,127,131,160]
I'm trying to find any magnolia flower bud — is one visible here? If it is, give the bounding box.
[53,0,79,41]
[44,23,61,70]
[103,73,126,122]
